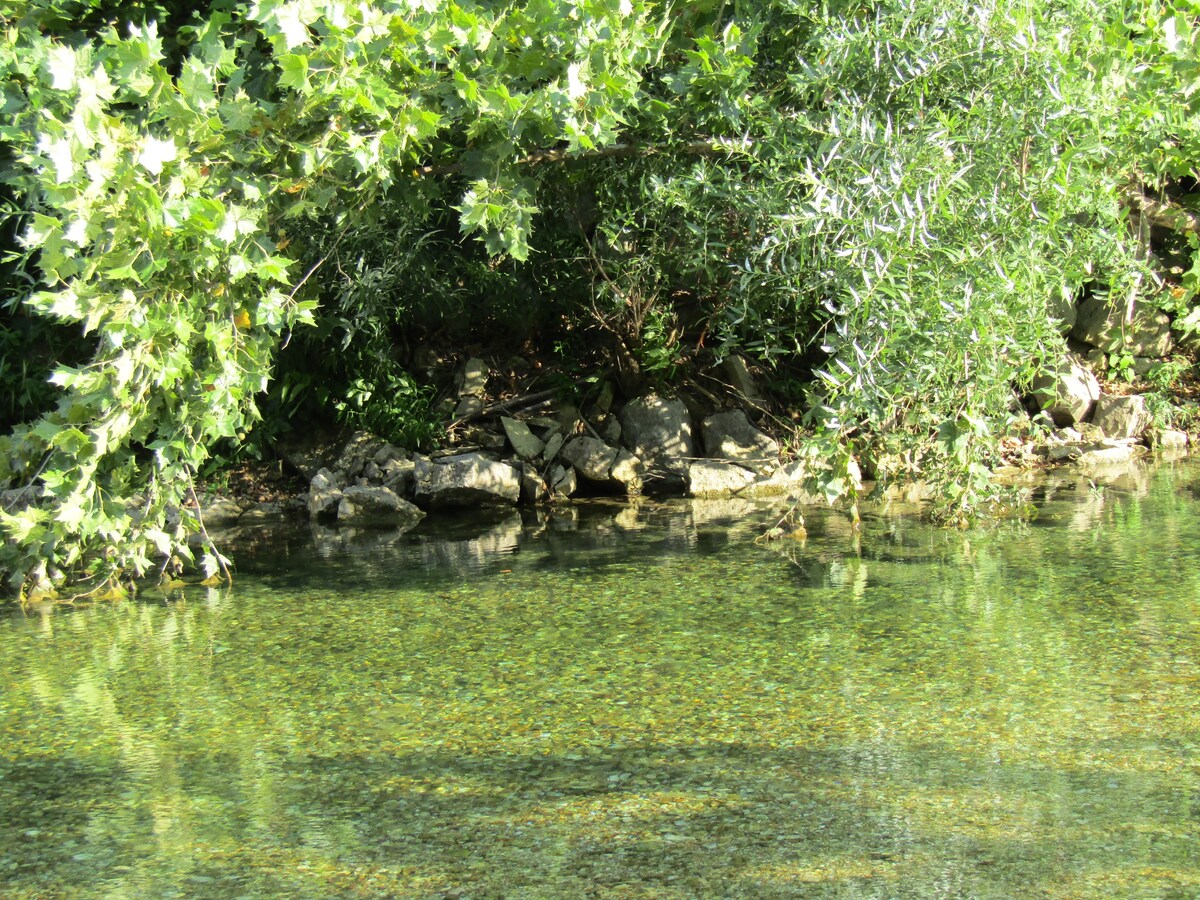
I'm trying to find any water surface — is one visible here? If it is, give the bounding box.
[2,461,1199,897]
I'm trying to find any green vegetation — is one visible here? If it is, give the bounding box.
[1,0,1199,594]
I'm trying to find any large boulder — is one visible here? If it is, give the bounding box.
[337,485,425,526]
[1071,295,1172,357]
[1092,394,1150,440]
[1032,356,1100,426]
[686,460,756,497]
[560,436,620,481]
[618,394,696,477]
[702,409,780,469]
[413,453,522,508]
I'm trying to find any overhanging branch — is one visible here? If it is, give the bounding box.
[415,138,752,178]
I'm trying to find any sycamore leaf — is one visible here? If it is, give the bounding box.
[56,493,90,530]
[279,54,310,92]
[46,44,78,90]
[138,136,178,175]
[37,135,76,183]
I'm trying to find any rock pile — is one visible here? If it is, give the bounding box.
[1033,291,1189,463]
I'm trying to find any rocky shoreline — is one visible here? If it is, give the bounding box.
[200,346,1193,537]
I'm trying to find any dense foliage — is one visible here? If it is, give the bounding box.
[1,0,1198,594]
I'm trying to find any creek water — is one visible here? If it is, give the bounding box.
[2,459,1199,898]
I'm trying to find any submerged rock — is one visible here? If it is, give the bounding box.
[202,497,244,528]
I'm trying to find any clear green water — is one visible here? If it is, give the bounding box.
[3,462,1200,899]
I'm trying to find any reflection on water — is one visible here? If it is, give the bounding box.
[2,459,1200,897]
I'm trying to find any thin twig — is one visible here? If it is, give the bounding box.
[185,467,232,584]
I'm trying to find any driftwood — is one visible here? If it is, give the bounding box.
[447,387,562,429]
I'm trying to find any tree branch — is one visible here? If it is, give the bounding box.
[416,138,752,178]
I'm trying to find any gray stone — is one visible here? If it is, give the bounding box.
[599,415,622,445]
[373,444,406,466]
[610,450,645,495]
[551,464,577,498]
[1132,356,1160,376]
[554,403,581,434]
[334,430,388,474]
[702,409,780,467]
[1156,429,1189,449]
[413,452,521,508]
[1047,443,1083,461]
[1084,347,1108,374]
[525,416,564,436]
[542,431,565,464]
[1092,394,1150,440]
[1032,356,1100,426]
[362,460,382,482]
[1049,288,1077,335]
[238,501,292,523]
[560,436,619,481]
[519,462,547,505]
[501,416,546,461]
[337,485,425,525]
[381,458,416,495]
[723,355,763,402]
[464,427,506,451]
[308,468,343,519]
[277,427,352,480]
[201,498,244,528]
[618,394,696,473]
[453,396,485,419]
[740,460,811,498]
[592,381,616,415]
[1071,295,1173,357]
[686,460,756,497]
[459,357,490,397]
[1076,443,1144,467]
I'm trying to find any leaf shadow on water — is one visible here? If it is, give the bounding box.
[276,741,1199,899]
[4,735,1195,899]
